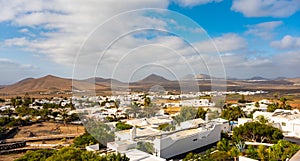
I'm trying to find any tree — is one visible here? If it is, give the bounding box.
[105,152,130,161]
[217,138,230,152]
[126,102,142,118]
[238,95,247,103]
[16,147,129,161]
[257,145,267,161]
[173,106,197,125]
[228,146,240,161]
[144,96,151,107]
[15,149,55,161]
[10,98,16,107]
[137,142,155,154]
[158,123,175,131]
[73,132,99,148]
[196,107,207,120]
[256,115,268,124]
[84,119,115,146]
[221,106,246,121]
[233,121,283,143]
[141,105,160,118]
[267,140,300,161]
[46,147,94,161]
[116,122,133,131]
[245,145,258,159]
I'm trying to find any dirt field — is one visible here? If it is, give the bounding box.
[14,122,85,139]
[1,122,85,161]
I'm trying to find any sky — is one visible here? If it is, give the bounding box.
[0,0,300,84]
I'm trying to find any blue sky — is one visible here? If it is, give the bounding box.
[0,0,300,84]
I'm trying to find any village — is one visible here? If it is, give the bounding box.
[1,89,300,160]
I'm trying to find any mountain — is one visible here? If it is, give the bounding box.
[84,77,123,84]
[0,75,73,95]
[1,74,300,97]
[180,74,195,80]
[247,76,270,81]
[138,74,171,83]
[195,74,214,79]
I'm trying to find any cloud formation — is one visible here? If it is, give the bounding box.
[174,0,223,7]
[270,35,300,49]
[231,0,300,17]
[245,21,283,39]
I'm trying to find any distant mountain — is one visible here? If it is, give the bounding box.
[0,75,73,94]
[180,74,195,80]
[138,74,171,83]
[180,73,217,80]
[247,76,270,81]
[195,74,214,79]
[1,74,300,96]
[84,77,123,84]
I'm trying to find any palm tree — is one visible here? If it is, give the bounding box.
[228,146,240,161]
[217,138,230,151]
[279,97,288,108]
[257,145,266,161]
[126,102,142,118]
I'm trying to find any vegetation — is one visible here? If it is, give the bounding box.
[183,139,300,161]
[0,116,31,127]
[137,141,155,154]
[73,132,100,148]
[84,119,115,145]
[126,102,142,118]
[233,121,283,143]
[173,106,197,124]
[267,98,292,112]
[220,106,246,121]
[237,95,251,103]
[16,147,129,161]
[196,107,207,120]
[15,149,55,161]
[115,122,133,131]
[157,123,175,131]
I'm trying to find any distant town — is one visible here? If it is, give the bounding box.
[1,86,300,161]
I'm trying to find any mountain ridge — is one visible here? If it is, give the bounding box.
[0,74,300,96]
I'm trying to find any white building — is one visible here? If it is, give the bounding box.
[179,99,215,107]
[253,109,300,138]
[108,117,228,159]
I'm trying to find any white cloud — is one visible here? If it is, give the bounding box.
[219,49,300,79]
[270,35,300,49]
[193,33,247,53]
[4,37,29,47]
[174,0,223,7]
[245,21,282,39]
[1,0,170,66]
[231,0,300,18]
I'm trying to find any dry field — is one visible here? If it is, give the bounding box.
[0,122,85,161]
[14,122,85,139]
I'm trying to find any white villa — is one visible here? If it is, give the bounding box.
[253,109,300,138]
[107,117,229,159]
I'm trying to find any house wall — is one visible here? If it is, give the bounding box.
[153,124,221,158]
